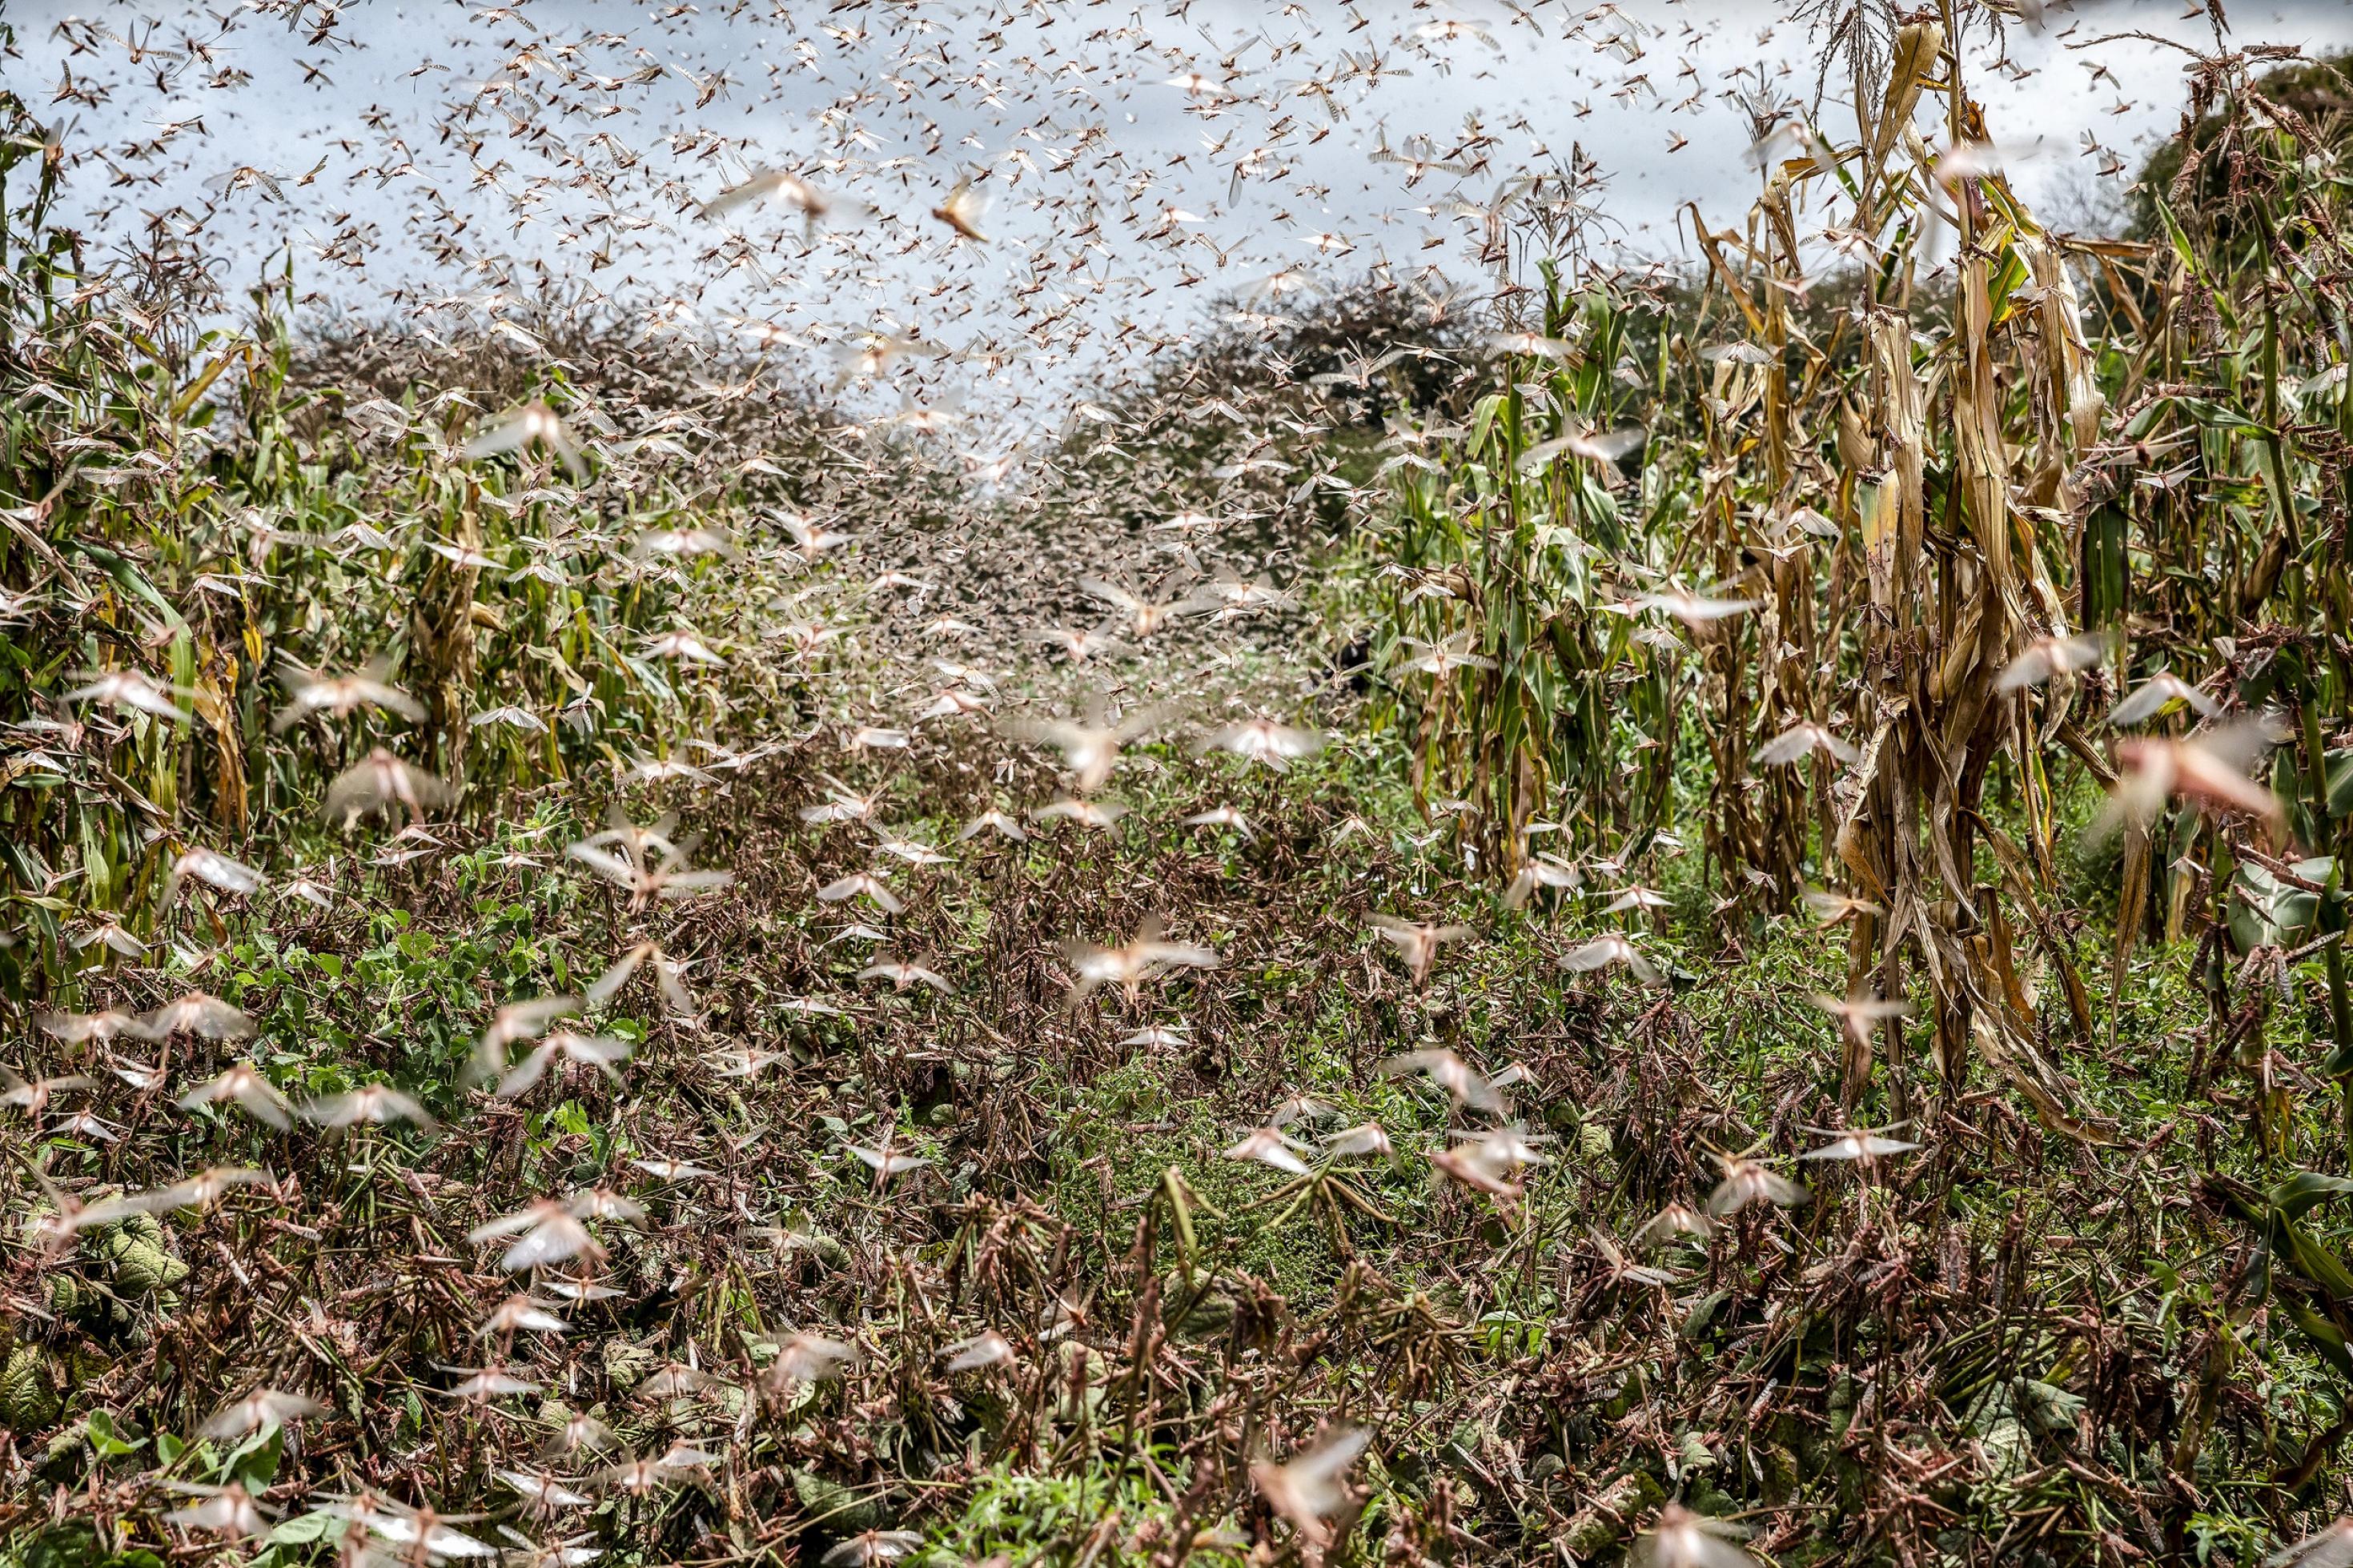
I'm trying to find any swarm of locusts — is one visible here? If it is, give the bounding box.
[5,1,2353,1565]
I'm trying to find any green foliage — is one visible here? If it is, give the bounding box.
[10,17,2353,1568]
[933,1458,1247,1568]
[1367,265,1677,868]
[0,86,831,1004]
[1360,17,2353,1140]
[2129,50,2353,246]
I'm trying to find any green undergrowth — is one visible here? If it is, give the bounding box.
[26,714,2353,1565]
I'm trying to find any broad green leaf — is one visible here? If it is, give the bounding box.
[2270,1171,2353,1220]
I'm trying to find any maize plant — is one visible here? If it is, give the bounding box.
[0,90,833,1005]
[1377,4,2352,1141]
[1372,261,1685,879]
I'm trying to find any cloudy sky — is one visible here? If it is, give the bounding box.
[10,0,2348,416]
